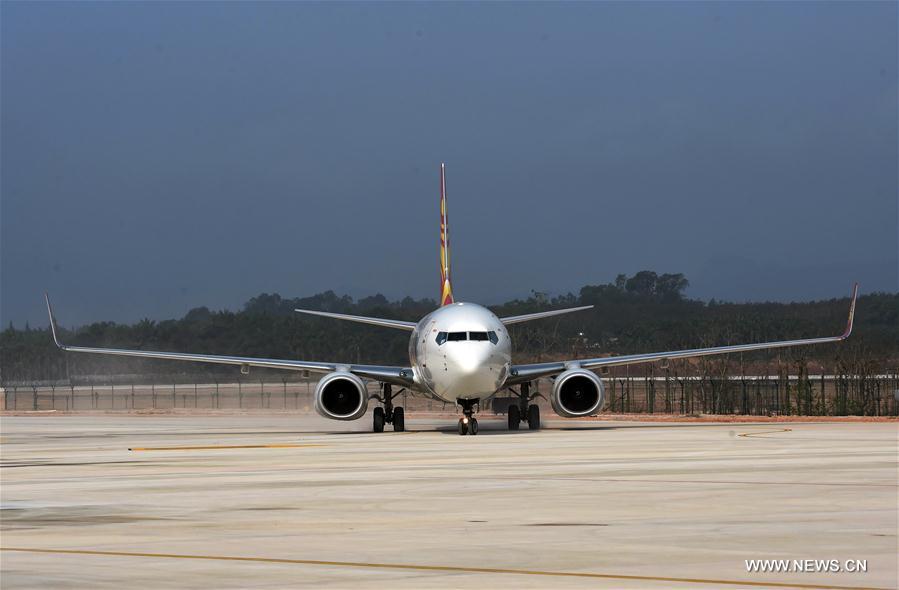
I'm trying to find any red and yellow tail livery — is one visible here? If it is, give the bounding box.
[439,163,454,306]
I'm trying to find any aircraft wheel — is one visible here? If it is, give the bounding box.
[393,407,405,432]
[373,407,385,433]
[469,418,479,435]
[508,405,520,430]
[527,404,541,430]
[458,418,469,436]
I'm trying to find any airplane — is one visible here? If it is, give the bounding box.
[44,164,858,435]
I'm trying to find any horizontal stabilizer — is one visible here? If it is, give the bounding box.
[294,309,417,331]
[500,305,593,326]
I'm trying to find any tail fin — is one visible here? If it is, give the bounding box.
[439,163,454,305]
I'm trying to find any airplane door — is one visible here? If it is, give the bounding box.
[420,319,437,368]
[414,319,439,391]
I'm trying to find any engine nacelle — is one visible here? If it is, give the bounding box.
[314,371,368,420]
[550,368,605,418]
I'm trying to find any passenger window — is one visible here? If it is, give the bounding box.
[488,331,498,344]
[447,332,467,341]
[435,332,447,345]
[469,332,489,341]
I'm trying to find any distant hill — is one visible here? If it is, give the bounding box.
[2,272,895,384]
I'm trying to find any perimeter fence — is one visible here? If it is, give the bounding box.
[3,373,897,416]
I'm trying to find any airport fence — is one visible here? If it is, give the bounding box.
[2,373,897,416]
[0,380,455,413]
[599,373,899,417]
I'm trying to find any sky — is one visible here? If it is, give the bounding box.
[2,1,897,327]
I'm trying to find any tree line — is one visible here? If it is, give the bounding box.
[2,271,896,384]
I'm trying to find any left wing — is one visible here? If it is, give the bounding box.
[506,283,858,385]
[45,294,415,387]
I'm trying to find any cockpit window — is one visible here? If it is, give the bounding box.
[436,331,498,344]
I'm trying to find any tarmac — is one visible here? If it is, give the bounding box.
[1,414,896,589]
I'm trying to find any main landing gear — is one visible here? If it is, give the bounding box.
[508,381,541,431]
[457,399,480,436]
[372,383,405,433]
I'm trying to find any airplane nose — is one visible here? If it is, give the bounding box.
[451,345,491,374]
[441,344,501,398]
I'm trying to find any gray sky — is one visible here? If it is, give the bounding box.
[2,1,897,327]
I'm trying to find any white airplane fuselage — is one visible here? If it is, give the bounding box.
[410,302,512,403]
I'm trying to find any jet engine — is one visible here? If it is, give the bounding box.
[550,368,605,417]
[314,371,368,420]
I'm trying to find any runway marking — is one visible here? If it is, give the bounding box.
[0,547,888,590]
[532,477,897,488]
[738,428,793,438]
[127,443,323,451]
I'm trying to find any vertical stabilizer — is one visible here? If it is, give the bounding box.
[439,163,454,306]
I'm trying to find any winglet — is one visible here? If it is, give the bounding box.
[841,282,858,339]
[44,293,66,349]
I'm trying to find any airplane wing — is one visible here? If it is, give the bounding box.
[500,305,593,325]
[294,308,417,331]
[45,295,415,387]
[506,284,858,385]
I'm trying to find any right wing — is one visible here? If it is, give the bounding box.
[45,295,415,387]
[506,283,858,385]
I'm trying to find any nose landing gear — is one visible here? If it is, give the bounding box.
[372,383,405,433]
[457,399,480,435]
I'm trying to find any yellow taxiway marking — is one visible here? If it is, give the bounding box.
[128,443,323,451]
[738,428,793,438]
[0,547,887,590]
